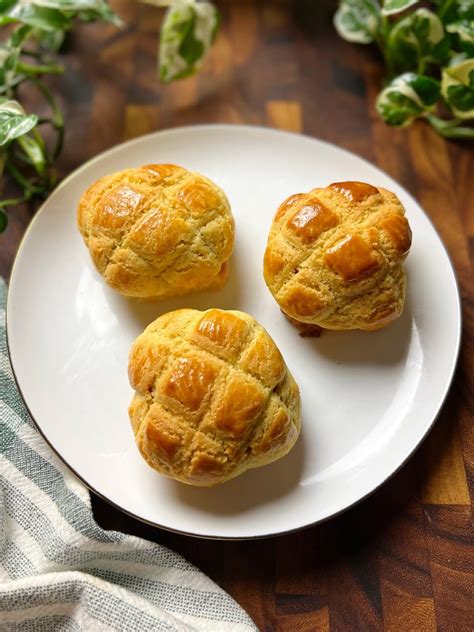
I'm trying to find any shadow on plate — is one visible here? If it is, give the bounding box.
[286,293,414,367]
[170,428,306,515]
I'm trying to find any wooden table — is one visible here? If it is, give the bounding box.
[1,1,473,629]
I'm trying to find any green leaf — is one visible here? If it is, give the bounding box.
[0,99,38,145]
[0,25,35,95]
[0,4,70,31]
[0,0,16,12]
[377,90,422,125]
[10,23,34,47]
[0,0,122,28]
[0,46,18,90]
[450,50,469,65]
[17,134,47,175]
[376,72,441,126]
[446,19,474,54]
[381,0,419,16]
[38,27,66,50]
[159,0,219,83]
[458,0,474,21]
[178,13,204,65]
[79,5,122,27]
[0,208,7,232]
[334,0,380,44]
[442,58,474,118]
[388,8,449,69]
[29,0,108,8]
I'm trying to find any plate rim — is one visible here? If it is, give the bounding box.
[5,123,463,540]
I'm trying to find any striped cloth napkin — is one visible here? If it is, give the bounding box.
[0,281,257,632]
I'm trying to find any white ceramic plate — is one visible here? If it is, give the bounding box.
[7,125,461,539]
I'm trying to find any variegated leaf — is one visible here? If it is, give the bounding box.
[0,99,38,146]
[442,57,474,119]
[376,72,440,126]
[334,0,380,44]
[159,0,219,82]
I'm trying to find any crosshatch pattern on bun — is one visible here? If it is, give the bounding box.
[77,164,234,299]
[128,308,301,486]
[263,181,412,331]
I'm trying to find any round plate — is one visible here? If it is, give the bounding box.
[7,125,461,539]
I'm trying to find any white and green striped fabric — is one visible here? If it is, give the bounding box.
[0,281,257,632]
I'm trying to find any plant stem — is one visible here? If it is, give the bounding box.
[378,15,395,78]
[36,116,55,125]
[17,61,64,76]
[32,127,47,155]
[31,78,65,159]
[0,194,31,209]
[0,74,28,94]
[438,0,455,21]
[0,150,7,180]
[427,114,474,139]
[0,5,121,226]
[12,147,34,166]
[6,162,45,195]
[21,50,43,59]
[417,57,426,75]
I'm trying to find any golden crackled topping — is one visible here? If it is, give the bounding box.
[324,234,381,282]
[329,181,380,202]
[128,308,301,486]
[94,186,143,230]
[77,164,234,300]
[214,377,267,438]
[193,309,249,362]
[163,356,218,412]
[379,213,412,256]
[263,181,412,330]
[281,285,327,318]
[287,198,339,244]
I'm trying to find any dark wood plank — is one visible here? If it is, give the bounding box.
[425,505,474,632]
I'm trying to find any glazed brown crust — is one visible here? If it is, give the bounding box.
[128,308,301,486]
[77,164,234,299]
[263,181,412,331]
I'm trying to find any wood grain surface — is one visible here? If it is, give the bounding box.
[1,1,473,630]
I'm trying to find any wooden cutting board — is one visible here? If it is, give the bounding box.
[1,1,472,630]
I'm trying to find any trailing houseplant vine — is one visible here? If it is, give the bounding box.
[0,0,218,232]
[334,0,474,138]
